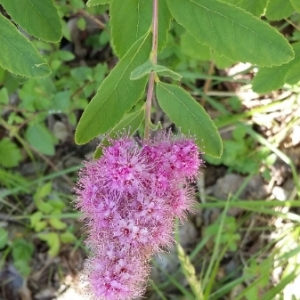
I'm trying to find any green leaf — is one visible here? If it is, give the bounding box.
[0,66,6,84]
[290,0,300,12]
[49,199,66,210]
[30,211,42,227]
[36,202,53,214]
[0,228,8,248]
[87,0,112,6]
[0,138,22,168]
[239,0,269,16]
[25,124,55,155]
[0,14,51,78]
[60,232,76,243]
[39,232,60,257]
[211,51,235,68]
[131,60,182,80]
[221,0,269,17]
[285,61,300,84]
[0,0,62,42]
[265,0,294,20]
[0,87,9,104]
[156,82,223,158]
[252,42,300,93]
[49,218,67,230]
[35,221,47,232]
[252,66,291,93]
[157,0,172,53]
[94,108,144,159]
[56,50,75,61]
[111,0,171,57]
[75,33,151,144]
[167,0,294,67]
[30,212,47,232]
[180,31,235,67]
[12,238,34,276]
[77,17,86,31]
[14,260,31,277]
[180,31,211,61]
[37,182,52,198]
[12,239,34,261]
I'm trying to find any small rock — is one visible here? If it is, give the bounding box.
[56,286,83,300]
[53,121,69,143]
[228,206,243,217]
[244,175,268,199]
[34,288,56,300]
[229,284,245,299]
[0,264,24,299]
[291,125,300,146]
[213,173,268,200]
[213,174,244,199]
[178,219,197,249]
[270,160,290,186]
[19,162,46,177]
[151,250,180,285]
[272,186,289,201]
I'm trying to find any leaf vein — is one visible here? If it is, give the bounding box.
[189,0,276,50]
[27,0,57,33]
[77,32,150,141]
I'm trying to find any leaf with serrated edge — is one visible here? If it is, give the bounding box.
[285,61,300,85]
[75,33,151,145]
[221,0,269,17]
[94,108,144,159]
[265,0,294,21]
[0,14,51,78]
[131,60,181,80]
[0,0,61,42]
[181,31,211,61]
[0,138,22,168]
[87,0,112,5]
[166,0,294,67]
[111,0,171,57]
[25,124,55,155]
[239,0,269,17]
[252,67,289,94]
[252,42,300,93]
[156,82,223,158]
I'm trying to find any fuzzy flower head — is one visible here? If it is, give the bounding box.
[142,133,202,181]
[75,132,202,300]
[83,245,149,300]
[100,137,151,195]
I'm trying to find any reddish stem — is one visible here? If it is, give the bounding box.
[144,0,158,140]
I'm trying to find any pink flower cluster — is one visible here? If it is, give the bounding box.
[75,133,201,300]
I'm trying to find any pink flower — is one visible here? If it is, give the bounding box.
[84,244,149,300]
[75,132,202,300]
[101,137,150,195]
[142,134,201,181]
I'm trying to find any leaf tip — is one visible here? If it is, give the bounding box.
[74,127,88,145]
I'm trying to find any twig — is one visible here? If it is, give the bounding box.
[79,9,105,29]
[201,61,215,106]
[284,18,300,32]
[27,145,74,187]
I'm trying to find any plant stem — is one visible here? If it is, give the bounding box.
[144,0,158,139]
